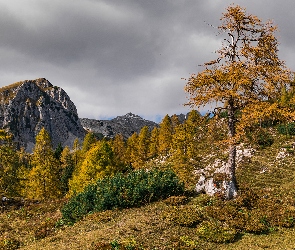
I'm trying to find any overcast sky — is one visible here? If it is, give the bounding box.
[0,0,294,122]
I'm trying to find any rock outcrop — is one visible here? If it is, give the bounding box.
[80,113,158,139]
[195,145,255,197]
[0,78,85,151]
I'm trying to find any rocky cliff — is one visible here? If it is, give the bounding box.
[0,78,85,151]
[80,113,158,139]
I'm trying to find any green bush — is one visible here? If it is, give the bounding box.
[246,127,274,147]
[277,123,295,135]
[62,169,184,223]
[61,184,97,222]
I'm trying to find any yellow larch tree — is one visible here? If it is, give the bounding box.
[171,111,206,189]
[72,138,82,169]
[0,130,20,196]
[185,5,293,199]
[60,146,75,194]
[125,132,139,169]
[136,126,151,168]
[69,140,115,195]
[26,128,61,200]
[158,114,173,156]
[111,133,128,171]
[148,127,159,159]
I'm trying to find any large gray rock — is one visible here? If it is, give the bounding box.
[195,145,255,198]
[0,78,85,151]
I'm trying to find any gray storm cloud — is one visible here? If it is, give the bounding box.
[0,0,294,122]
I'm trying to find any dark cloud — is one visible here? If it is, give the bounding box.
[0,0,294,122]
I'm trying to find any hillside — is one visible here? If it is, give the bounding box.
[2,128,295,249]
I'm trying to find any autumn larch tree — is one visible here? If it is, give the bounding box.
[125,132,137,168]
[60,146,75,194]
[137,126,151,168]
[185,5,293,199]
[0,130,20,196]
[69,140,115,195]
[111,134,128,171]
[26,128,61,199]
[148,127,159,159]
[158,114,173,156]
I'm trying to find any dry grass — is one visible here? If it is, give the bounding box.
[18,201,201,249]
[8,199,295,250]
[0,196,294,249]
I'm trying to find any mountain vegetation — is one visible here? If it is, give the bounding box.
[1,4,295,249]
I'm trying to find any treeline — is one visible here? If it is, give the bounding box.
[0,110,210,200]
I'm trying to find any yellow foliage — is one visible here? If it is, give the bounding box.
[148,127,159,159]
[111,134,127,170]
[0,130,20,196]
[158,115,173,156]
[68,140,115,195]
[25,128,61,200]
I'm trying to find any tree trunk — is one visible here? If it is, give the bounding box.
[195,99,238,199]
[224,99,238,199]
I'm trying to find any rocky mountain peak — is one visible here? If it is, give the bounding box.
[80,113,158,139]
[124,112,142,119]
[0,78,85,151]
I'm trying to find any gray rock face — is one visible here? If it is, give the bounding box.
[0,78,85,151]
[80,112,158,139]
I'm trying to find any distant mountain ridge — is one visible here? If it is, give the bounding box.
[0,78,188,149]
[80,112,159,139]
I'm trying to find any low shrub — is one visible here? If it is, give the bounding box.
[277,122,295,135]
[243,209,269,234]
[163,195,188,206]
[246,127,274,147]
[234,186,259,209]
[179,235,199,249]
[256,196,295,228]
[0,237,20,250]
[91,239,143,250]
[165,205,203,227]
[62,169,184,223]
[196,220,237,243]
[34,218,57,240]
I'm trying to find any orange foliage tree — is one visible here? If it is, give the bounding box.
[185,5,293,199]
